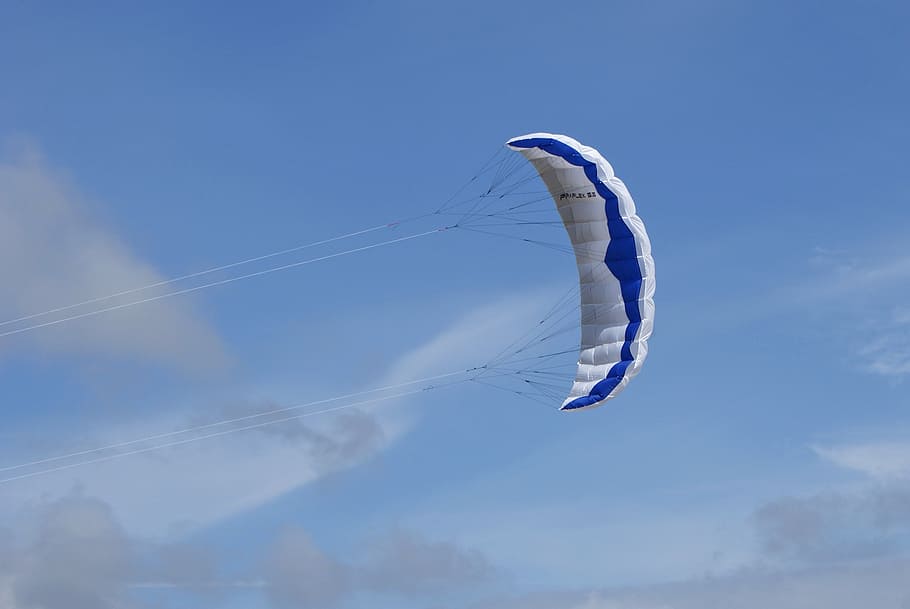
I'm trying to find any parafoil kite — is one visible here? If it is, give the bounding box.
[506,133,655,410]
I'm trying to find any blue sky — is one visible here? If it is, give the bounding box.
[1,1,910,608]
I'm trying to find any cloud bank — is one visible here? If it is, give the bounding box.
[0,492,492,609]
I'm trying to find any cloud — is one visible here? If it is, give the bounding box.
[745,441,910,564]
[814,441,910,480]
[0,491,140,609]
[461,558,910,609]
[262,527,349,609]
[856,307,910,379]
[2,402,397,538]
[752,484,910,564]
[2,289,555,538]
[2,492,248,608]
[145,541,219,594]
[383,287,560,384]
[360,529,494,595]
[754,441,910,562]
[189,398,387,476]
[262,526,494,608]
[505,440,907,609]
[787,251,910,381]
[458,439,905,609]
[795,250,910,305]
[0,139,227,372]
[692,245,910,338]
[1,491,492,609]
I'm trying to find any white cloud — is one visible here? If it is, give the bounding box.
[0,140,228,372]
[672,243,910,343]
[383,287,561,384]
[1,288,560,538]
[796,251,910,304]
[814,441,910,480]
[2,405,399,538]
[785,251,910,381]
[857,307,910,379]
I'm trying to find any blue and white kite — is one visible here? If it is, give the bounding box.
[506,133,655,411]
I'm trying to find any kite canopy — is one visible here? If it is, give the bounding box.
[506,133,655,411]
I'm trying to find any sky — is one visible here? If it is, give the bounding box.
[1,1,909,608]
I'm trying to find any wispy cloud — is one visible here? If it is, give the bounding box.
[1,288,560,538]
[813,441,910,480]
[856,307,910,379]
[794,248,910,305]
[756,248,910,380]
[2,404,400,538]
[0,139,228,373]
[383,287,561,384]
[799,249,910,380]
[673,242,910,345]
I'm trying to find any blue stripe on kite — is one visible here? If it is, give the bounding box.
[509,137,644,410]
